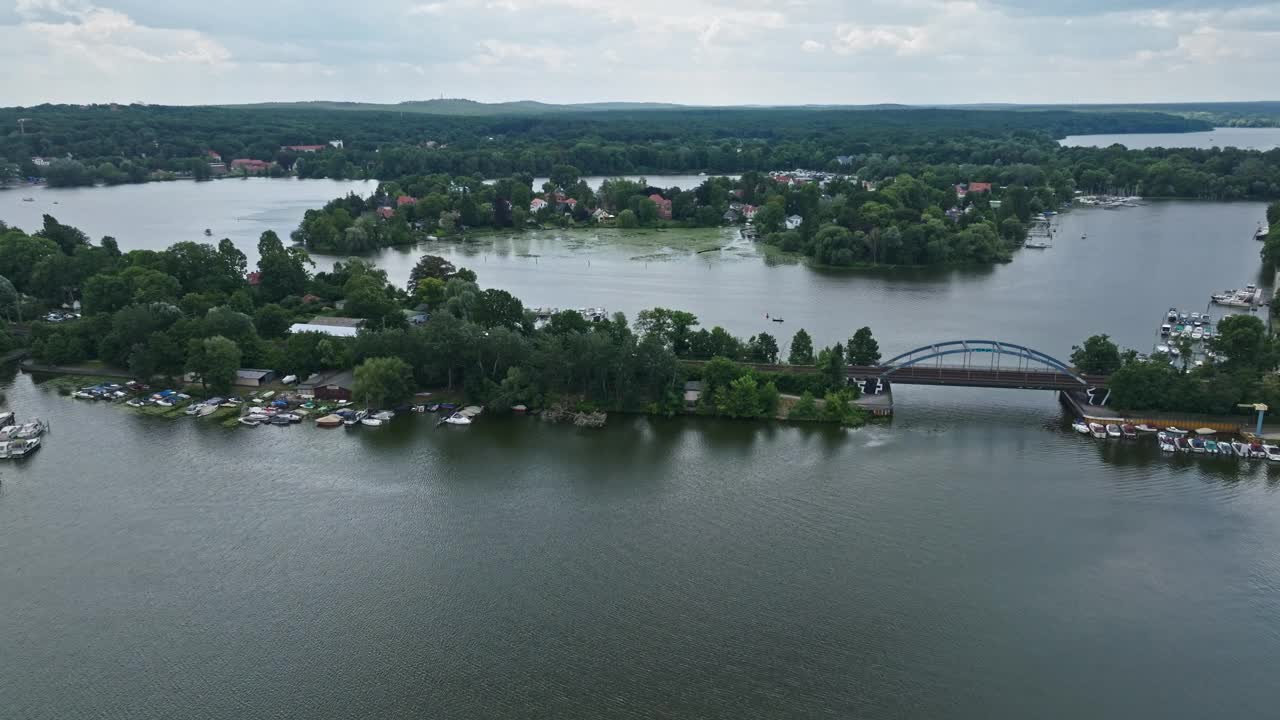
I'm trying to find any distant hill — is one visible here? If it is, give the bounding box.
[223,98,689,116]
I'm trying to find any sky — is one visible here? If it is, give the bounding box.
[1,0,1278,106]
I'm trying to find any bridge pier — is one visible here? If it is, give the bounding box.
[850,376,894,418]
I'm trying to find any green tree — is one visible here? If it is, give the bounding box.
[353,356,413,408]
[256,230,312,302]
[1070,334,1121,374]
[1213,314,1272,369]
[253,303,293,339]
[788,328,815,365]
[616,209,639,228]
[788,391,819,421]
[819,342,846,389]
[847,326,881,365]
[186,335,241,394]
[716,374,762,419]
[747,332,779,363]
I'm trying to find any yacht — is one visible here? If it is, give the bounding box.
[444,412,473,426]
[0,437,41,459]
[1263,445,1280,462]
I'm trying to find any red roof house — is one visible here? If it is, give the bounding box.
[397,195,416,207]
[230,159,272,174]
[247,272,262,286]
[967,182,993,194]
[648,193,672,220]
[376,207,395,219]
[282,145,327,153]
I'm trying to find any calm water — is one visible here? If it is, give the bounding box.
[0,178,376,265]
[1059,127,1280,151]
[356,201,1271,357]
[3,182,1280,718]
[3,367,1280,719]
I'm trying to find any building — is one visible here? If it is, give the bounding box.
[376,206,395,220]
[967,182,993,194]
[683,381,704,409]
[397,195,416,207]
[591,208,614,222]
[742,205,759,220]
[648,193,672,220]
[836,155,854,166]
[206,150,222,162]
[246,271,261,286]
[309,316,365,329]
[329,139,344,149]
[289,317,365,338]
[235,369,276,387]
[530,198,548,212]
[785,214,803,230]
[30,156,51,167]
[230,159,273,174]
[299,369,355,401]
[282,144,327,153]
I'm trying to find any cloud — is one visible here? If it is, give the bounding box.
[0,0,1278,105]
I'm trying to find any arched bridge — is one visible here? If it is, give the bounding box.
[847,340,1110,392]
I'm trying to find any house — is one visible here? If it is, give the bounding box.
[945,207,963,221]
[299,369,355,401]
[376,206,395,220]
[967,182,993,194]
[530,198,548,212]
[230,158,273,174]
[235,369,276,388]
[683,381,704,409]
[591,208,614,222]
[301,294,323,305]
[785,215,803,230]
[403,309,429,325]
[648,193,672,220]
[329,139,344,149]
[742,205,759,220]
[247,271,261,286]
[836,155,854,166]
[308,316,365,329]
[206,150,222,162]
[396,195,416,207]
[722,209,740,223]
[30,156,51,167]
[563,198,578,211]
[282,144,327,153]
[861,180,878,191]
[773,174,793,185]
[208,162,228,176]
[954,184,968,198]
[288,322,361,338]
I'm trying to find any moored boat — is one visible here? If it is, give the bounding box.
[344,410,368,427]
[1105,424,1122,438]
[1264,445,1280,461]
[1088,422,1107,439]
[0,437,41,459]
[1135,424,1159,433]
[444,412,472,426]
[238,416,261,427]
[1232,440,1251,457]
[1121,424,1137,439]
[315,414,343,428]
[1071,419,1090,434]
[1189,438,1207,454]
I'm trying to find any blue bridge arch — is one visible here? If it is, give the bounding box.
[875,340,1089,386]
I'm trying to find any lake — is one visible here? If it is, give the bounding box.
[4,366,1280,719]
[351,200,1271,357]
[1059,126,1280,151]
[3,180,1280,718]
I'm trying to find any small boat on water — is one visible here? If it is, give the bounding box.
[444,412,472,426]
[1204,440,1219,453]
[238,416,261,427]
[1088,422,1107,439]
[1071,419,1090,434]
[771,317,784,323]
[0,437,41,459]
[1121,424,1137,439]
[1174,437,1191,452]
[1189,438,1207,454]
[1165,427,1188,435]
[1159,440,1177,453]
[269,415,292,426]
[1135,424,1159,433]
[1216,441,1232,456]
[1232,440,1251,457]
[315,414,343,428]
[1264,445,1280,461]
[1105,424,1122,439]
[344,410,368,427]
[360,415,384,427]
[1194,428,1216,436]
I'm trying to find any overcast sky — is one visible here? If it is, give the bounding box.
[2,0,1277,106]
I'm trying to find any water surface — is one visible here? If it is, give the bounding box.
[1059,127,1280,151]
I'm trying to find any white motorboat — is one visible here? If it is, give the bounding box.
[0,437,41,459]
[360,417,384,427]
[1105,424,1122,438]
[444,413,472,426]
[238,417,261,427]
[1263,445,1280,462]
[1195,428,1216,436]
[1088,422,1107,439]
[372,410,395,422]
[1135,424,1159,433]
[1165,427,1188,435]
[1071,420,1091,434]
[344,410,368,427]
[1232,441,1251,457]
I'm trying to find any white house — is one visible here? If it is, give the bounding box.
[329,139,344,149]
[530,198,548,212]
[785,214,803,230]
[591,208,614,221]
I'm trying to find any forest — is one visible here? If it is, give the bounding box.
[0,216,871,425]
